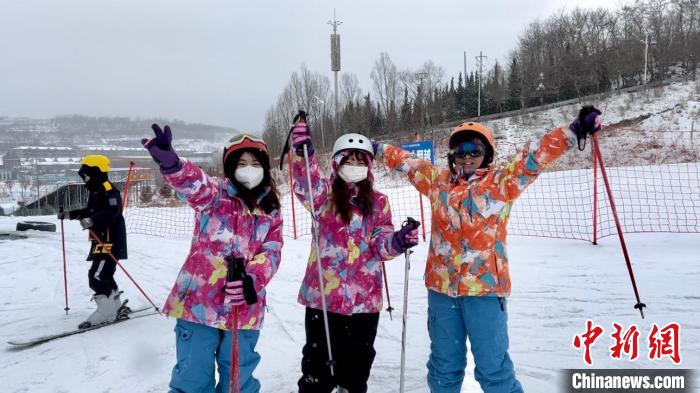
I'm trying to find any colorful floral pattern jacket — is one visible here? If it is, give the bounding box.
[292,153,401,315]
[379,127,576,297]
[162,160,283,330]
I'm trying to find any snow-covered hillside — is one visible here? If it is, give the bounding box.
[421,80,700,172]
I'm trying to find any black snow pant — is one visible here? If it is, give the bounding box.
[298,307,380,393]
[88,257,118,296]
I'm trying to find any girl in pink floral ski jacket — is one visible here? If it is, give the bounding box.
[291,118,419,392]
[143,125,282,393]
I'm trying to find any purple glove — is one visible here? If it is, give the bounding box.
[391,219,421,253]
[569,106,602,137]
[292,120,314,156]
[223,280,246,306]
[141,124,182,174]
[372,142,381,157]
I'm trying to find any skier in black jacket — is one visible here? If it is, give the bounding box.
[58,155,128,328]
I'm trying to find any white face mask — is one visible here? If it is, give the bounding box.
[338,164,368,183]
[234,166,264,189]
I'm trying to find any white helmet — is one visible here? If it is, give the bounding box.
[332,133,374,159]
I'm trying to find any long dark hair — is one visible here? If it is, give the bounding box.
[331,151,374,224]
[224,149,281,214]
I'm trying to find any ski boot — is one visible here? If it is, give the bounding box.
[78,292,120,329]
[113,290,132,320]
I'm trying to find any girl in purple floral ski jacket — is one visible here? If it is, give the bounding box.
[143,125,282,393]
[291,118,419,393]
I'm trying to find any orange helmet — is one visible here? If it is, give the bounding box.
[449,122,495,150]
[448,122,496,170]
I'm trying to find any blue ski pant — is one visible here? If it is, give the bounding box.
[169,319,261,393]
[426,290,524,393]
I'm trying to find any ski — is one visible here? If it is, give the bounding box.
[7,307,159,348]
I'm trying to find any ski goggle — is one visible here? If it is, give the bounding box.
[223,135,268,162]
[451,141,486,158]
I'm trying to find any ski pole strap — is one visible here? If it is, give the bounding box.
[577,134,587,151]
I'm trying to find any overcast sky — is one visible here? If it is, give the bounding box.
[0,0,617,132]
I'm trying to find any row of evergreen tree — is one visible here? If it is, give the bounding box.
[264,0,700,157]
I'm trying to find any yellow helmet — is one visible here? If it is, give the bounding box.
[80,155,110,173]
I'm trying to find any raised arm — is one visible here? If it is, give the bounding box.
[164,160,223,212]
[376,144,440,197]
[142,123,221,212]
[494,106,601,202]
[290,119,330,214]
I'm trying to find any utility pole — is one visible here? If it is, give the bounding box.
[463,51,468,116]
[328,9,342,132]
[416,72,428,131]
[34,149,40,215]
[475,51,487,118]
[643,31,649,86]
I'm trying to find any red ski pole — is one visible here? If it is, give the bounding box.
[229,307,240,393]
[121,161,136,209]
[59,208,69,314]
[87,229,161,314]
[591,133,646,318]
[225,256,242,393]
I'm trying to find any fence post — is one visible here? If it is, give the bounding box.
[288,152,298,240]
[122,161,136,210]
[592,144,598,245]
[418,194,427,242]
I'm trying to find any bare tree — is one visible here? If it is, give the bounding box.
[370,52,399,115]
[339,73,362,107]
[263,64,332,157]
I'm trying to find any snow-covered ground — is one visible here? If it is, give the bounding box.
[1,80,698,392]
[0,214,697,392]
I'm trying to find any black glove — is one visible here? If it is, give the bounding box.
[59,209,82,220]
[224,256,258,305]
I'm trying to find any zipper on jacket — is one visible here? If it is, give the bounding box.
[493,255,501,288]
[467,188,473,223]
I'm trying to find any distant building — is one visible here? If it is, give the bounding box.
[0,145,214,183]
